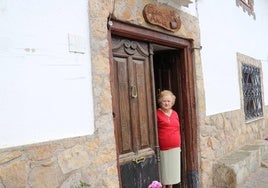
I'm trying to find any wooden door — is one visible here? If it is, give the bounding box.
[153,51,186,188]
[111,35,159,188]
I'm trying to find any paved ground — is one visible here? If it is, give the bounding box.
[238,167,268,188]
[239,150,268,188]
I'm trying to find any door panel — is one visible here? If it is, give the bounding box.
[115,57,132,154]
[135,59,151,149]
[120,155,158,188]
[112,36,158,188]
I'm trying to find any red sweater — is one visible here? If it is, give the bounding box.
[157,109,181,150]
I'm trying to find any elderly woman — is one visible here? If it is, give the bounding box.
[157,90,181,188]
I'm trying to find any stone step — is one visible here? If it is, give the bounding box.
[261,153,268,168]
[213,140,268,188]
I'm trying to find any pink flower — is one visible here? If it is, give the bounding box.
[148,180,162,188]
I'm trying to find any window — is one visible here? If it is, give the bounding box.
[242,64,263,120]
[236,0,255,19]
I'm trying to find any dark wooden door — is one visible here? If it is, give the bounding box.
[111,36,159,188]
[153,51,186,188]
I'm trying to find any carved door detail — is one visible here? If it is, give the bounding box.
[111,36,158,188]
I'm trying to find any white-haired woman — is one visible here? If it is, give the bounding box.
[157,90,181,188]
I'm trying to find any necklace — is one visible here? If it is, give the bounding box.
[160,109,172,116]
[160,109,172,122]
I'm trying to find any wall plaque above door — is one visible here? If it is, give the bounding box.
[143,3,181,32]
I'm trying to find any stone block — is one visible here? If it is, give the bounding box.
[213,140,268,187]
[0,151,22,165]
[60,173,82,188]
[29,166,63,188]
[0,161,27,188]
[58,144,90,174]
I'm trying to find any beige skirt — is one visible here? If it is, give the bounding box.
[160,147,181,185]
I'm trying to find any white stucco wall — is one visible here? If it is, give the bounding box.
[198,0,268,115]
[0,0,94,148]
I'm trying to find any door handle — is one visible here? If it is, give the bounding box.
[132,156,145,164]
[131,85,138,98]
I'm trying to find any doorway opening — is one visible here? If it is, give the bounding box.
[153,46,186,188]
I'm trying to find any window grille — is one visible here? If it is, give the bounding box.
[242,64,263,120]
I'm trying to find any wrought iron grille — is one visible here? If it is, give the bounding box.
[242,64,263,120]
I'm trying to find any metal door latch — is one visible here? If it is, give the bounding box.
[131,85,138,98]
[132,156,145,164]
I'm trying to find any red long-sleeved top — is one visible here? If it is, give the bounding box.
[157,109,181,150]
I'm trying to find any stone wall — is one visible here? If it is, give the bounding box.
[0,136,118,187]
[112,0,200,42]
[199,107,267,187]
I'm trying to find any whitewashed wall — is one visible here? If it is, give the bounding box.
[0,0,94,148]
[157,0,197,16]
[198,0,268,115]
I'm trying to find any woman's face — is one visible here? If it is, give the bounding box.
[160,94,174,111]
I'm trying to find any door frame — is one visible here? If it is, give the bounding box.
[108,20,199,188]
